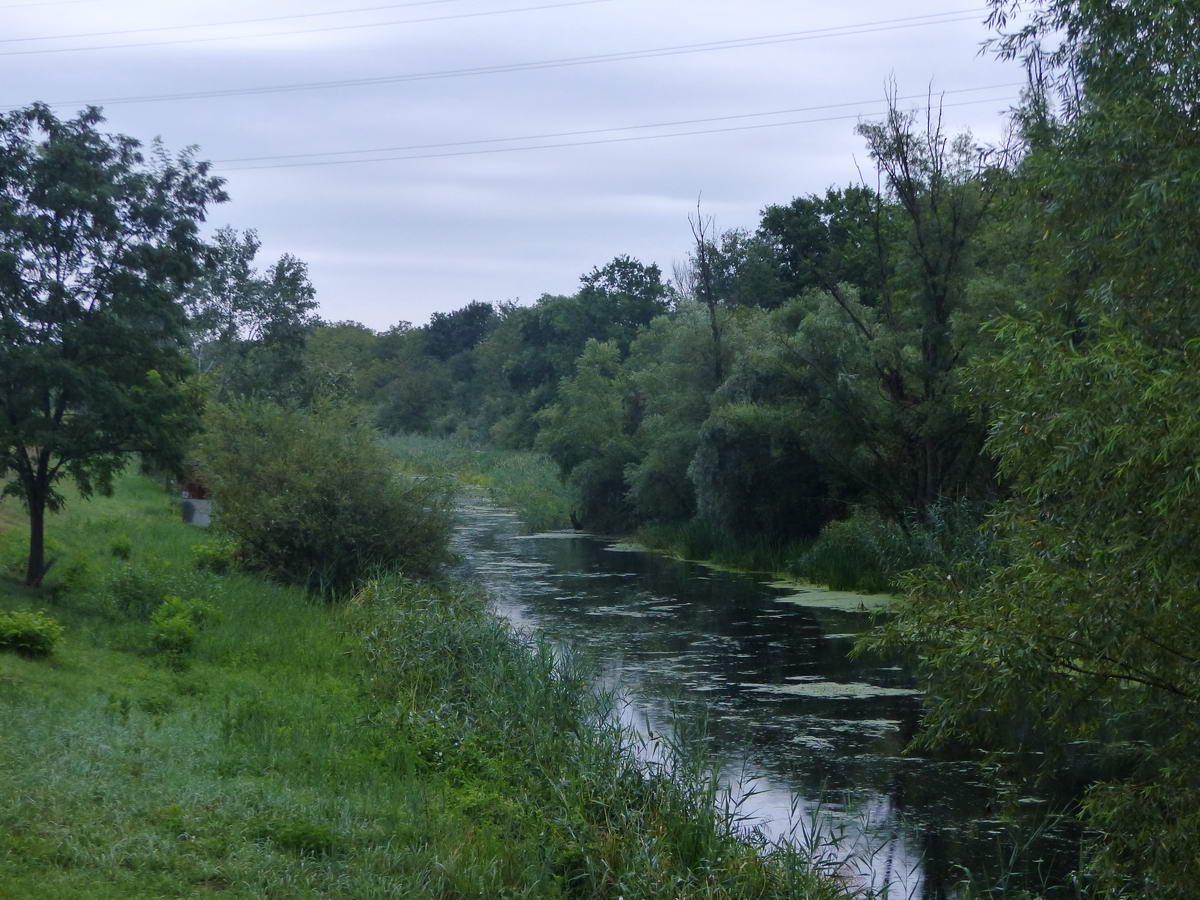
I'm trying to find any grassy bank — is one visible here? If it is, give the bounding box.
[385,433,573,533]
[634,520,810,578]
[0,473,847,898]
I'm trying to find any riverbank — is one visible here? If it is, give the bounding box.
[383,434,908,597]
[384,434,808,580]
[0,473,848,898]
[385,433,574,533]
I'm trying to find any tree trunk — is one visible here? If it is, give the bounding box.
[25,487,46,587]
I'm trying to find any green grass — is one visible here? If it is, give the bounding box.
[0,470,848,898]
[385,432,574,532]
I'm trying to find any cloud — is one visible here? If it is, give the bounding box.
[2,0,1023,328]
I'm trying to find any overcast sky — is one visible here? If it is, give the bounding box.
[4,0,1024,329]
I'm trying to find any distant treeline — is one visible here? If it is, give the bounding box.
[273,112,1011,546]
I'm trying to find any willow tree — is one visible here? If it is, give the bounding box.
[866,2,1200,893]
[0,105,225,586]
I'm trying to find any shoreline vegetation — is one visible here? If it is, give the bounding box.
[0,471,849,898]
[387,431,943,600]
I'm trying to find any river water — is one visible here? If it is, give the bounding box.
[452,496,1071,898]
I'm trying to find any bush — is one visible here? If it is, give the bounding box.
[109,535,133,560]
[795,510,904,592]
[191,537,236,575]
[106,562,173,619]
[0,609,65,658]
[796,499,995,593]
[149,596,219,668]
[195,399,455,596]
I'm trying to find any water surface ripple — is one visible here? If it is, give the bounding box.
[452,496,1065,898]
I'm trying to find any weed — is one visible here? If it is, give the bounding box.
[0,609,64,658]
[191,537,235,575]
[253,819,341,858]
[106,562,173,619]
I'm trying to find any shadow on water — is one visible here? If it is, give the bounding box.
[452,495,1078,898]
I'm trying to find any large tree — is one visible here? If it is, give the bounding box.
[0,104,225,586]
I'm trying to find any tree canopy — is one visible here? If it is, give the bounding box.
[0,104,225,585]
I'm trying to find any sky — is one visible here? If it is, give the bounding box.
[3,0,1024,330]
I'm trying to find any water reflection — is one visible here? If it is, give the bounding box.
[453,497,1067,898]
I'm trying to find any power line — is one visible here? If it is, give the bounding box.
[0,0,99,7]
[0,0,615,57]
[16,10,987,109]
[1,0,471,44]
[221,94,1017,172]
[216,83,1020,164]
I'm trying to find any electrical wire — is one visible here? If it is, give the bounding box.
[0,0,99,7]
[0,0,615,57]
[1,0,473,44]
[15,10,989,109]
[221,94,1017,172]
[215,83,1020,164]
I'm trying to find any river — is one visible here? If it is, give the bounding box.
[452,495,1072,898]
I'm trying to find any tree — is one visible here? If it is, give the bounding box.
[686,203,725,385]
[535,339,636,530]
[758,185,899,308]
[623,300,739,525]
[867,3,1200,892]
[577,255,671,338]
[304,319,379,399]
[0,104,225,586]
[754,104,1008,517]
[184,226,317,402]
[424,300,495,362]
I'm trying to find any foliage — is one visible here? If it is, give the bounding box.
[623,301,739,524]
[0,103,224,586]
[0,608,64,657]
[184,226,318,403]
[191,536,237,575]
[106,561,177,620]
[424,300,495,361]
[150,595,218,668]
[302,319,379,400]
[758,185,900,308]
[0,471,846,899]
[866,3,1200,894]
[535,339,637,530]
[797,499,994,593]
[195,399,454,595]
[385,432,573,532]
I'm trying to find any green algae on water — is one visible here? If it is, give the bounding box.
[768,582,893,613]
[743,680,920,699]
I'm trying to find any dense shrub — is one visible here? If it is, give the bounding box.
[106,562,175,619]
[149,595,219,669]
[191,537,236,575]
[196,399,455,596]
[0,609,65,658]
[796,499,995,592]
